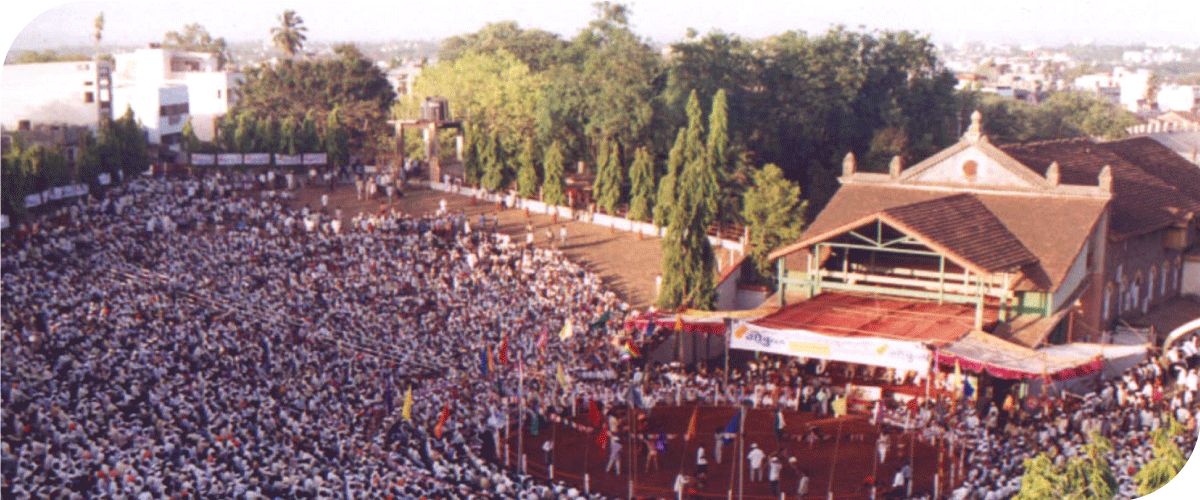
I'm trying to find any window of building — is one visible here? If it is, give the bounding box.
[83,91,95,103]
[1103,282,1113,322]
[217,90,222,99]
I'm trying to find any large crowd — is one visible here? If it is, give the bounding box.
[2,172,1197,500]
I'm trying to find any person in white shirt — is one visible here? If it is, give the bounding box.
[747,442,765,481]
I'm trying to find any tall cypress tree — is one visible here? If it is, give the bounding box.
[596,140,624,214]
[657,90,719,310]
[325,106,349,168]
[481,129,506,191]
[280,116,299,155]
[516,137,539,198]
[542,141,566,206]
[462,123,481,187]
[652,128,686,226]
[626,146,654,221]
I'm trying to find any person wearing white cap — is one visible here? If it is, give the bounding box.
[747,442,765,481]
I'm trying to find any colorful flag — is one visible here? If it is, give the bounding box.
[595,425,609,453]
[536,327,549,351]
[674,315,684,332]
[434,403,452,438]
[589,399,603,428]
[556,364,571,392]
[643,318,656,340]
[530,408,541,436]
[498,335,508,365]
[656,429,667,453]
[685,406,698,441]
[589,310,611,331]
[401,386,413,421]
[774,408,785,440]
[624,340,641,358]
[559,319,574,341]
[480,348,490,377]
[831,397,847,418]
[722,410,740,446]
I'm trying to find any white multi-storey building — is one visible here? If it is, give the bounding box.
[1,59,113,131]
[111,45,241,160]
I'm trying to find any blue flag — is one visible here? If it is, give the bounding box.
[656,430,667,452]
[722,411,740,446]
[963,378,975,399]
[480,348,489,377]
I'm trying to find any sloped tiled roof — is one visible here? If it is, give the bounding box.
[1099,136,1200,206]
[880,194,1038,273]
[1000,138,1200,239]
[771,184,1107,290]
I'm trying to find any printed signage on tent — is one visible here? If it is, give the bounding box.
[243,153,271,165]
[275,154,302,166]
[0,214,8,230]
[302,153,328,165]
[24,194,42,208]
[191,154,216,166]
[729,321,931,373]
[217,153,243,166]
[98,173,111,185]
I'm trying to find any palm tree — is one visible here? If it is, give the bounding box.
[270,10,307,58]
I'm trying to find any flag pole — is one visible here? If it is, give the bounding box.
[737,404,746,500]
[827,419,844,500]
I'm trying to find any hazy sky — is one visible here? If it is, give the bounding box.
[4,0,1200,55]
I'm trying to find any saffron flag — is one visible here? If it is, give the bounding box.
[498,335,508,365]
[434,403,452,438]
[401,386,413,421]
[831,397,847,418]
[559,319,574,341]
[774,408,785,440]
[685,406,698,441]
[674,316,684,332]
[556,364,571,392]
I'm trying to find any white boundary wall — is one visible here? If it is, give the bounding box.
[425,181,745,254]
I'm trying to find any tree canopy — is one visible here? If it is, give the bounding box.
[163,23,232,69]
[228,44,395,160]
[271,10,308,58]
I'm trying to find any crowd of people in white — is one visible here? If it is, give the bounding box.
[2,172,1197,500]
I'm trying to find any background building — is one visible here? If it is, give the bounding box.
[1,59,112,131]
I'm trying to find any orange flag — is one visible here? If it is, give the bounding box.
[434,403,452,438]
[685,405,698,441]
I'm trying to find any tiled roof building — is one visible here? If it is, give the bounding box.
[769,111,1200,347]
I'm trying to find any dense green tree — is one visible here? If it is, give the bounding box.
[279,116,299,155]
[1135,418,1187,496]
[1014,433,1117,500]
[112,107,150,178]
[297,111,321,154]
[480,129,507,191]
[325,106,350,167]
[181,117,200,156]
[440,21,567,72]
[231,45,393,158]
[541,141,567,206]
[741,163,807,277]
[461,123,482,186]
[658,90,721,310]
[594,140,625,214]
[626,146,654,221]
[233,113,255,153]
[271,10,307,57]
[516,137,540,198]
[163,23,231,69]
[8,50,91,64]
[653,129,687,227]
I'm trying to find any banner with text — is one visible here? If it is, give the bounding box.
[243,153,271,165]
[190,154,216,166]
[275,154,302,166]
[729,321,931,373]
[217,153,243,166]
[302,153,328,166]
